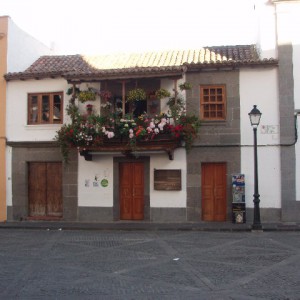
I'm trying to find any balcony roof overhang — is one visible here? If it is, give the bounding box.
[64,66,187,84]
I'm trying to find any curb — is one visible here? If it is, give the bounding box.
[1,221,300,231]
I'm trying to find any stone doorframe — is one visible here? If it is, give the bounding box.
[8,142,78,221]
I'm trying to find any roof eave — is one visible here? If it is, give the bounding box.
[185,60,279,71]
[64,68,186,83]
[4,72,64,81]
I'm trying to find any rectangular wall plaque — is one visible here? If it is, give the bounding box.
[154,169,182,190]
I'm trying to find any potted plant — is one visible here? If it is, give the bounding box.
[127,88,146,102]
[179,82,192,91]
[155,88,171,99]
[78,88,97,103]
[66,86,80,96]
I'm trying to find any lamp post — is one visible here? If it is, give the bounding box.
[248,105,263,231]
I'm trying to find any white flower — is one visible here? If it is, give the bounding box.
[158,123,164,131]
[146,127,152,133]
[107,131,115,139]
[129,129,133,133]
[154,128,159,134]
[129,133,134,139]
[102,127,106,133]
[150,122,155,129]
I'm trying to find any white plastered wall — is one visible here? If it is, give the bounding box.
[6,79,68,141]
[254,0,277,59]
[288,3,300,201]
[240,68,281,208]
[7,17,52,73]
[78,148,187,208]
[78,155,114,207]
[6,79,101,142]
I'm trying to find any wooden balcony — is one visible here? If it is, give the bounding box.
[78,136,181,161]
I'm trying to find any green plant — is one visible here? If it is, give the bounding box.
[155,88,171,99]
[78,88,96,103]
[127,88,146,102]
[179,82,192,91]
[167,96,185,124]
[66,86,80,96]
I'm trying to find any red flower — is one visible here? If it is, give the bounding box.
[172,124,183,138]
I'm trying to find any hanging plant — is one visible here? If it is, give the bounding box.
[66,86,80,96]
[78,88,97,103]
[179,82,192,91]
[127,88,147,102]
[99,90,113,100]
[155,88,171,99]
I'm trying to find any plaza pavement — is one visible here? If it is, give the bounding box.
[0,226,300,299]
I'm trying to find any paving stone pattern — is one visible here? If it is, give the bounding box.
[0,229,299,299]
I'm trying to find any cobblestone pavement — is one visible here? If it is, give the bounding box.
[0,229,299,299]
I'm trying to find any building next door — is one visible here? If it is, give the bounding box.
[119,162,144,220]
[28,162,63,219]
[201,163,227,221]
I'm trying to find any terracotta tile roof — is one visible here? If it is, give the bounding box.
[4,45,277,81]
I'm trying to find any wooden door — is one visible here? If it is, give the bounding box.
[120,162,144,220]
[28,162,63,218]
[201,163,227,221]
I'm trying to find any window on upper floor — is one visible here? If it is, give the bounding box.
[200,85,226,121]
[28,92,63,125]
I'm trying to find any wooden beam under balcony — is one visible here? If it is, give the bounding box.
[78,138,181,161]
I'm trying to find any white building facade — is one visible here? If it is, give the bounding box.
[4,0,300,223]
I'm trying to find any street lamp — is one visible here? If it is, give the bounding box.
[248,105,263,231]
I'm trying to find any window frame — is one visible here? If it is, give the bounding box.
[28,92,63,125]
[200,85,226,121]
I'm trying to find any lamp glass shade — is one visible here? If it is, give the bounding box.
[248,105,262,126]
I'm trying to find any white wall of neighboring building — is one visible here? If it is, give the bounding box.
[255,0,277,59]
[240,67,281,208]
[7,17,52,73]
[286,2,300,201]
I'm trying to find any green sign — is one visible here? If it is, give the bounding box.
[101,179,108,187]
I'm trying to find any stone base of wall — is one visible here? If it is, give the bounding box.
[246,208,281,223]
[7,206,13,221]
[78,207,113,222]
[150,207,186,222]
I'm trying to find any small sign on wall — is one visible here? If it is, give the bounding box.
[154,169,181,191]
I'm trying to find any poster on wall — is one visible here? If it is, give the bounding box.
[232,174,245,203]
[232,174,246,224]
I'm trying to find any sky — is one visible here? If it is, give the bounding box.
[0,0,258,55]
